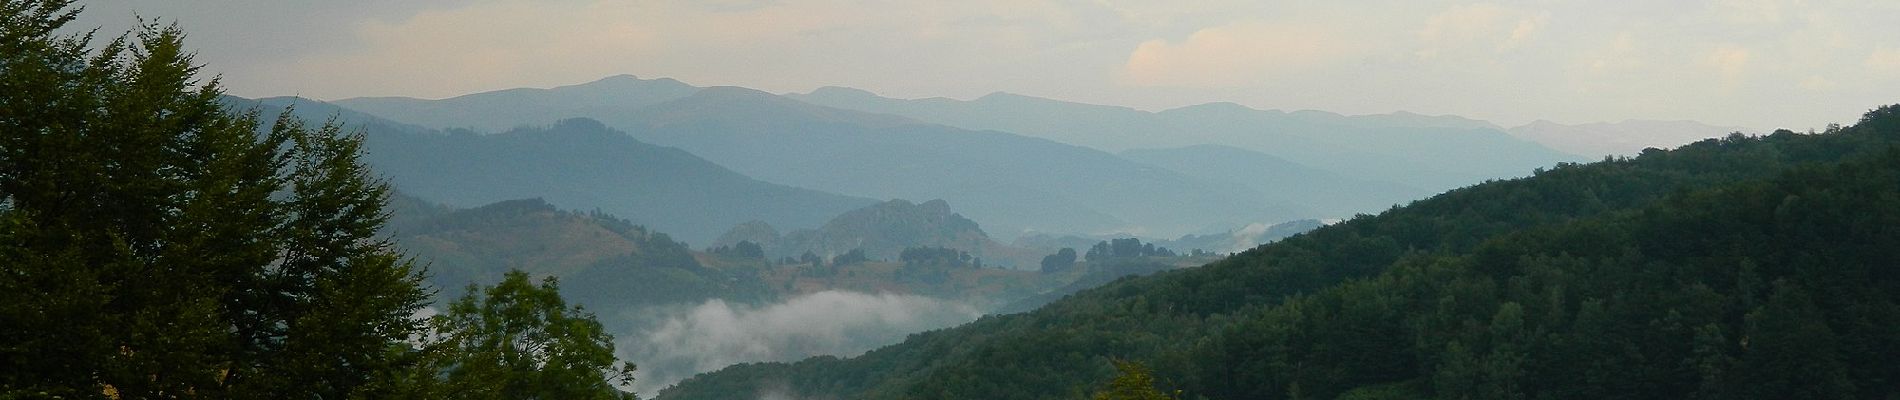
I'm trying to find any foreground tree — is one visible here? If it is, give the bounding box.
[425,271,638,400]
[0,1,430,397]
[1092,360,1178,400]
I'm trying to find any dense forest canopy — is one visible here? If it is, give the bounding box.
[660,110,1900,399]
[0,2,637,398]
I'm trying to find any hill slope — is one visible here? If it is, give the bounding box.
[227,96,875,244]
[657,107,1900,400]
[1507,119,1754,158]
[719,199,1042,269]
[1121,144,1427,218]
[385,195,771,310]
[334,74,700,132]
[320,77,1350,236]
[617,87,1304,238]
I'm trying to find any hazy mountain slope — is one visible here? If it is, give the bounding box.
[656,108,1900,400]
[1011,219,1325,257]
[1508,119,1754,158]
[228,96,875,244]
[1121,144,1428,218]
[791,87,1577,192]
[614,87,1307,238]
[721,199,1043,268]
[333,74,700,132]
[360,117,876,244]
[383,195,768,310]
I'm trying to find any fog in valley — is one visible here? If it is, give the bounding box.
[16,1,1900,399]
[619,291,982,394]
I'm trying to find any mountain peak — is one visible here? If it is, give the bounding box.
[765,198,997,261]
[806,86,879,99]
[976,91,1046,103]
[632,85,916,128]
[592,73,642,83]
[1169,101,1262,114]
[920,199,951,213]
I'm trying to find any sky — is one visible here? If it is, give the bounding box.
[75,0,1900,130]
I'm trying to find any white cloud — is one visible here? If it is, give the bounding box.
[1119,21,1364,88]
[1707,44,1755,85]
[1867,46,1900,73]
[1416,4,1551,59]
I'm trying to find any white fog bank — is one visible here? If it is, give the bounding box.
[622,291,982,394]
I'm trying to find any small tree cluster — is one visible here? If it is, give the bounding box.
[1085,238,1175,261]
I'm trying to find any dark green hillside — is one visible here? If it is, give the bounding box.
[658,107,1900,400]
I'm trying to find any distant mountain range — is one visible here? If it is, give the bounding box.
[334,75,700,132]
[1505,119,1754,157]
[227,96,875,244]
[335,78,1309,237]
[292,75,1736,241]
[1119,144,1428,217]
[788,85,1580,191]
[614,86,1300,238]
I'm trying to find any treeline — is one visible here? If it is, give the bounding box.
[659,109,1900,399]
[1042,237,1207,274]
[0,4,637,399]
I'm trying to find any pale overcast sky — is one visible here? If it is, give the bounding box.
[75,0,1900,130]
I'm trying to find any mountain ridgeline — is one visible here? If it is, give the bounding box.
[331,75,1583,238]
[613,86,1300,238]
[655,108,1900,399]
[229,96,876,244]
[789,86,1582,192]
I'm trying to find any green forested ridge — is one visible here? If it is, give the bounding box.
[658,108,1900,399]
[383,195,763,312]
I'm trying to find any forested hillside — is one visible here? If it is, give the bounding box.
[658,107,1900,399]
[385,195,772,314]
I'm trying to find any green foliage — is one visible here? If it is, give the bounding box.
[1085,238,1174,260]
[1091,360,1177,400]
[423,271,639,400]
[708,240,766,259]
[0,2,429,397]
[662,107,1900,400]
[831,248,869,265]
[900,246,975,268]
[1041,247,1078,274]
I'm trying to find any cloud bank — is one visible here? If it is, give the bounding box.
[620,291,983,394]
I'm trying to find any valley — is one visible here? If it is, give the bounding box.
[13,3,1896,398]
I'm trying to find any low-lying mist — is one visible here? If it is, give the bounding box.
[621,291,982,394]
